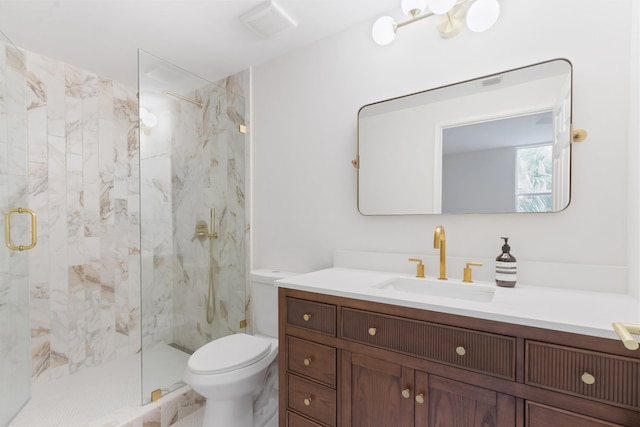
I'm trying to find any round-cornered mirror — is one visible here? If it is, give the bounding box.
[356,58,572,215]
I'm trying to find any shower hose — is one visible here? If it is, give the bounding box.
[206,233,215,324]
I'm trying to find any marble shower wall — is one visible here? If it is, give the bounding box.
[172,78,247,351]
[23,50,141,382]
[140,67,248,353]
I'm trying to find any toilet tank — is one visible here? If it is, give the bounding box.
[251,269,298,337]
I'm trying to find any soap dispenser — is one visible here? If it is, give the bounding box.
[495,237,517,287]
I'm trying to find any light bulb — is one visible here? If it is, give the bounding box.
[466,0,500,32]
[140,107,158,128]
[401,0,428,17]
[428,0,456,14]
[372,16,397,46]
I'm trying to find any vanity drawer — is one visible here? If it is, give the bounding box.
[287,297,336,335]
[526,341,640,409]
[288,336,336,387]
[342,307,516,380]
[287,411,328,427]
[288,374,336,427]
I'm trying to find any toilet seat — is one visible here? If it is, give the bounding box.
[188,333,272,375]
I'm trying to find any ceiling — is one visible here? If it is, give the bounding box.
[0,0,397,88]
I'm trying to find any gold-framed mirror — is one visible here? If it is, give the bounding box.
[356,58,573,215]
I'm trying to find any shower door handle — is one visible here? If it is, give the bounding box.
[5,207,37,251]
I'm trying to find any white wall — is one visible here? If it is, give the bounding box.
[630,0,640,298]
[252,0,639,295]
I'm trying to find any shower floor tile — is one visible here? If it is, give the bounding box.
[9,344,189,427]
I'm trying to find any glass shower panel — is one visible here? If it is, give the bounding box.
[0,32,30,427]
[138,50,247,404]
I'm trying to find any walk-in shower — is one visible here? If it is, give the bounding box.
[1,40,248,426]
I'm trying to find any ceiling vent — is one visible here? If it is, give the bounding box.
[240,1,297,39]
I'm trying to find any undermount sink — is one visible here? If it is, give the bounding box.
[374,277,496,302]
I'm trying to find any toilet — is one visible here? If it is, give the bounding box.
[184,270,297,427]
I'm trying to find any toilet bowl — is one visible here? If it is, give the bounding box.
[184,270,297,427]
[184,333,278,427]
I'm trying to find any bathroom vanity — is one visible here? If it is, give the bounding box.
[277,268,640,427]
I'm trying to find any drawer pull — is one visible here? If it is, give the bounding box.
[303,313,312,321]
[401,388,411,399]
[303,357,312,366]
[368,327,377,336]
[415,393,425,404]
[581,372,596,385]
[456,346,466,356]
[304,397,312,406]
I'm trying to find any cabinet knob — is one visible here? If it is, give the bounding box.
[401,388,411,399]
[581,372,596,385]
[303,357,312,366]
[415,393,425,404]
[303,313,312,321]
[368,327,377,336]
[304,397,312,406]
[456,346,466,356]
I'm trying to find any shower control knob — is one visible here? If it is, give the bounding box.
[304,357,312,366]
[303,313,312,321]
[304,397,312,406]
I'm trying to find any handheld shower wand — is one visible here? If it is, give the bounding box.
[194,208,218,324]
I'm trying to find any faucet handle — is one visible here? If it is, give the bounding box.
[408,258,425,278]
[462,262,483,283]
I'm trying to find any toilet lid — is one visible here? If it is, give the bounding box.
[188,333,272,375]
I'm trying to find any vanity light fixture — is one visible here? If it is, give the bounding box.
[372,0,500,46]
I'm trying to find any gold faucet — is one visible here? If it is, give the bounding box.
[433,225,447,280]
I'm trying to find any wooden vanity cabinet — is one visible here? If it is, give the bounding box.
[340,351,516,427]
[279,288,640,427]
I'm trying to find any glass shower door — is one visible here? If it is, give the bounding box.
[139,50,248,404]
[0,31,30,427]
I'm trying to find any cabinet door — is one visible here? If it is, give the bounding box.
[526,402,626,427]
[341,352,414,427]
[415,372,515,427]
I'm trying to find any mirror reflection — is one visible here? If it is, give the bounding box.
[357,59,572,215]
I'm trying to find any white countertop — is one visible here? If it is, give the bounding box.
[276,267,640,341]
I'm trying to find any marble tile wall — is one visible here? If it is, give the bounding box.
[171,78,247,351]
[23,49,141,383]
[140,69,249,353]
